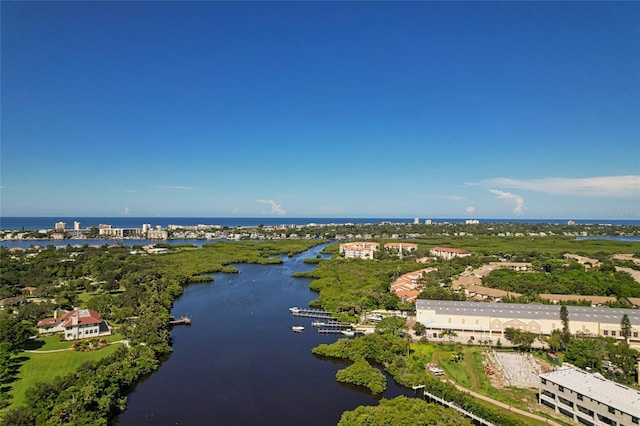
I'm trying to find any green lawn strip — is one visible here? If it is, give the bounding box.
[436,351,472,387]
[7,343,123,410]
[24,333,125,352]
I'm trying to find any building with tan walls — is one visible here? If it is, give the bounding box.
[416,300,640,347]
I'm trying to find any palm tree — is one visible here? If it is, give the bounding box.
[439,329,458,343]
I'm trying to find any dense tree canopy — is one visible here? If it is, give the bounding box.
[338,396,472,426]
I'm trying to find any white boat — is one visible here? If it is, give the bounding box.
[289,307,300,313]
[341,329,355,337]
[311,321,326,327]
[291,326,304,332]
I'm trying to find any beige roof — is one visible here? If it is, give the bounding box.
[539,294,616,305]
[466,285,521,299]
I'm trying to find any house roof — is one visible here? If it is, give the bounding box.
[384,243,418,249]
[395,289,420,302]
[37,309,103,328]
[627,297,640,307]
[430,247,470,254]
[538,294,616,305]
[0,297,22,307]
[465,285,521,299]
[539,367,640,416]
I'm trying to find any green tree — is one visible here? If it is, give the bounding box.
[620,314,632,344]
[546,329,563,353]
[375,316,407,336]
[338,396,472,426]
[560,305,571,350]
[335,357,387,394]
[439,329,458,343]
[504,328,537,351]
[412,322,426,336]
[0,313,33,351]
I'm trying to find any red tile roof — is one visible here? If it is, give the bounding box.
[37,309,103,328]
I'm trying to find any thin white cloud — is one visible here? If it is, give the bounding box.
[478,175,640,198]
[465,206,476,214]
[155,185,197,191]
[446,195,465,201]
[256,199,286,215]
[489,189,524,215]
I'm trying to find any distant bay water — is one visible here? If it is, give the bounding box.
[2,216,639,230]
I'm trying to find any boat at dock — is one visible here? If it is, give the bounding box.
[291,326,304,332]
[311,321,326,327]
[289,307,300,313]
[341,330,355,337]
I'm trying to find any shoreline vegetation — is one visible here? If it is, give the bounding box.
[1,222,639,425]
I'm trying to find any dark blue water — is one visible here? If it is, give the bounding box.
[2,216,639,230]
[114,244,414,425]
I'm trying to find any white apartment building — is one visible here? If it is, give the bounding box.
[429,246,472,260]
[384,242,418,253]
[339,242,380,259]
[539,367,640,425]
[147,229,168,240]
[416,300,640,346]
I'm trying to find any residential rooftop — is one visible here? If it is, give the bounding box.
[539,367,640,417]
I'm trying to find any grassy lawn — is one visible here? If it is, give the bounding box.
[435,347,479,388]
[5,342,123,410]
[24,333,125,352]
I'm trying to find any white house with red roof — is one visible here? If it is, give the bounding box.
[37,309,111,341]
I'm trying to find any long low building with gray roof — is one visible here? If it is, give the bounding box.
[539,366,640,425]
[416,300,640,347]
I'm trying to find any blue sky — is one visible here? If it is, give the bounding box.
[2,1,639,219]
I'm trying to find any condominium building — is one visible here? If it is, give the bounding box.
[539,367,640,425]
[384,242,418,253]
[339,242,380,259]
[416,300,640,346]
[429,246,472,260]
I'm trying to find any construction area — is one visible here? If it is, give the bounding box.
[484,350,554,388]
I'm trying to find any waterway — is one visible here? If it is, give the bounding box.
[114,243,414,425]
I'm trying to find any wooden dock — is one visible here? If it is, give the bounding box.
[169,316,192,326]
[290,308,335,319]
[318,328,357,336]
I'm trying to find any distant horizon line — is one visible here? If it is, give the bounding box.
[1,215,638,221]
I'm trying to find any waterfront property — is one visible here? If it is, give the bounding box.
[339,242,380,259]
[539,366,640,425]
[37,309,111,340]
[415,300,640,347]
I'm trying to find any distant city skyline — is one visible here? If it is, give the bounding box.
[1,2,639,219]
